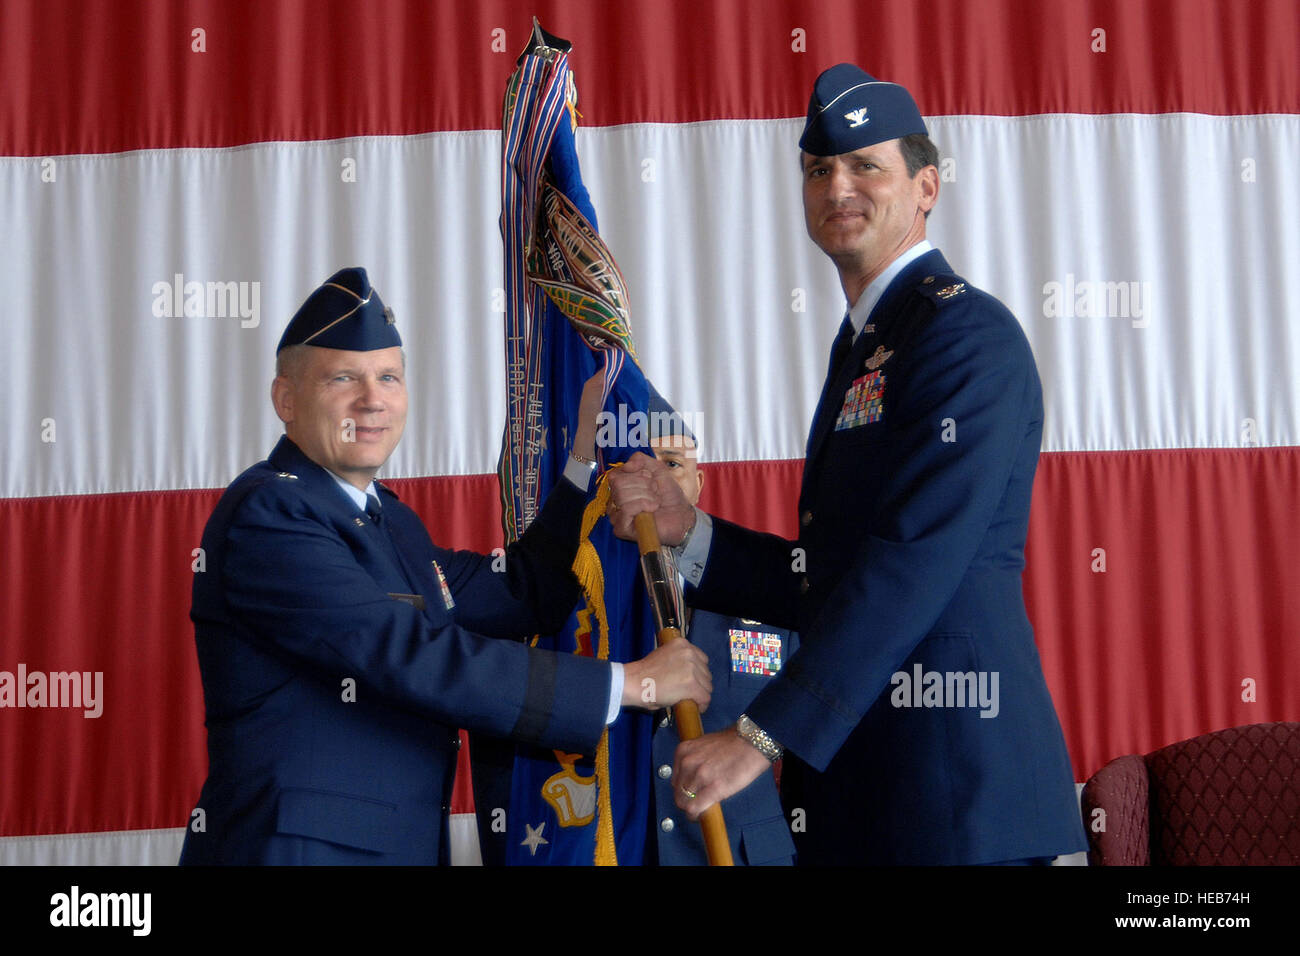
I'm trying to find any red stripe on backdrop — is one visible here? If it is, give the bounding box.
[1024,447,1300,779]
[0,489,218,837]
[0,474,508,837]
[699,458,803,539]
[3,0,1297,156]
[3,450,1297,835]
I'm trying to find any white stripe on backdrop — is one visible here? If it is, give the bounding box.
[6,113,1297,500]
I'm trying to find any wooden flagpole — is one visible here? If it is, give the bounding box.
[633,512,734,866]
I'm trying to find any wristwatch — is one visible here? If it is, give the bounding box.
[673,506,699,553]
[736,713,784,762]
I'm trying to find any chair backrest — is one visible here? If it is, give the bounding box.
[1082,721,1300,865]
[1081,754,1151,865]
[1146,721,1300,865]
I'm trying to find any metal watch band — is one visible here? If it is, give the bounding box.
[738,713,784,762]
[673,507,698,553]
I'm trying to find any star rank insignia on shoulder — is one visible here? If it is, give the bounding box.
[864,345,894,370]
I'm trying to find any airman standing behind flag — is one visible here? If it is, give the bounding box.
[643,385,798,866]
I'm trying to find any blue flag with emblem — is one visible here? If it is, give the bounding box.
[498,22,657,866]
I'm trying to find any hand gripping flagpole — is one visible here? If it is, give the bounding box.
[633,513,735,866]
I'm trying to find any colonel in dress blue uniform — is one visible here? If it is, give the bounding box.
[179,268,710,865]
[644,389,798,866]
[613,66,1087,865]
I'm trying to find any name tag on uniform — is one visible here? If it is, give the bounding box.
[835,370,885,431]
[729,629,784,676]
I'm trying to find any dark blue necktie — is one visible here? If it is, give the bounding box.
[806,313,859,461]
[826,312,856,378]
[365,492,417,590]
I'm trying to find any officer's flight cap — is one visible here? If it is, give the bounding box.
[799,63,928,157]
[277,267,401,354]
[647,382,697,446]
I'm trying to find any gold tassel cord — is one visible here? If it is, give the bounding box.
[570,472,619,865]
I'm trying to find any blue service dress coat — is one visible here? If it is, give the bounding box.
[179,436,609,865]
[652,611,798,865]
[688,249,1087,865]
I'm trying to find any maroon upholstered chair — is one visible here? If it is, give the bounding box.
[1081,721,1300,865]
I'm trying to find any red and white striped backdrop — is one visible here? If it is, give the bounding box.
[2,0,1298,864]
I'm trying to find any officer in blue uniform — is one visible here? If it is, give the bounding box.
[610,66,1087,865]
[644,388,797,866]
[180,268,710,865]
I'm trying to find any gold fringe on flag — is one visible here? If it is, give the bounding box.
[570,471,619,865]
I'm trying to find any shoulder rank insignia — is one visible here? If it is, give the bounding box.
[936,282,966,300]
[864,345,893,370]
[729,628,784,676]
[276,472,298,479]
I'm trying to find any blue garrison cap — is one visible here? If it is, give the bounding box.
[647,382,697,445]
[799,63,928,156]
[276,267,401,354]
